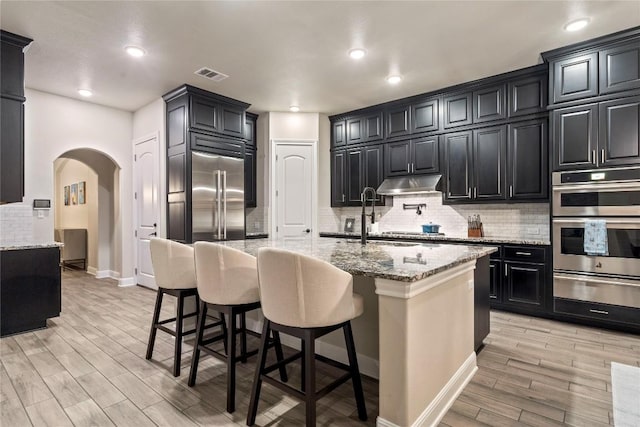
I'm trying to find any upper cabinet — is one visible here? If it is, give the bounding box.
[508,74,547,118]
[332,120,346,147]
[386,104,411,139]
[0,30,32,204]
[443,92,472,128]
[543,29,640,106]
[384,137,439,177]
[544,28,640,170]
[245,113,258,207]
[244,112,257,147]
[412,98,440,133]
[346,112,384,145]
[473,84,507,123]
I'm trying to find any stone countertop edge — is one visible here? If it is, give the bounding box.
[220,238,497,283]
[245,232,268,238]
[319,231,550,246]
[0,242,64,251]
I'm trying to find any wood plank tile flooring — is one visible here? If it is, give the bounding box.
[1,271,638,426]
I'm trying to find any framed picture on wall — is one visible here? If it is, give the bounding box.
[78,181,86,204]
[71,183,78,205]
[64,186,70,206]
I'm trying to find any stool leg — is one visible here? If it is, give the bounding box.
[272,330,288,382]
[220,313,228,355]
[344,322,367,421]
[188,301,207,387]
[247,320,270,426]
[240,312,247,363]
[173,292,185,377]
[145,289,164,360]
[226,308,237,413]
[303,330,316,427]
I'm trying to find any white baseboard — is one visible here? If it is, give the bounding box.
[86,266,97,276]
[244,317,379,379]
[376,351,477,427]
[94,270,111,279]
[118,277,135,287]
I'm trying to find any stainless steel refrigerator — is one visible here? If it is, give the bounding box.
[192,151,245,241]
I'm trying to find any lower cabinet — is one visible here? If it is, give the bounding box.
[490,245,549,314]
[245,148,256,207]
[1,247,62,337]
[333,145,384,207]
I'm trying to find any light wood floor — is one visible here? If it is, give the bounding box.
[1,271,638,426]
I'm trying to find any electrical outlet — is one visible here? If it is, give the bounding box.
[468,279,474,290]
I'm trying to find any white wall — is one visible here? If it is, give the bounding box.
[132,98,166,237]
[24,88,134,281]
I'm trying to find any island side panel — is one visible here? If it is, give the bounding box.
[377,261,476,426]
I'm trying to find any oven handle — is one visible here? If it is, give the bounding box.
[554,273,640,288]
[552,218,640,225]
[552,181,640,192]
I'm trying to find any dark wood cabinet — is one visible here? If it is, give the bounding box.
[599,96,640,166]
[509,74,547,118]
[163,84,250,242]
[331,150,347,206]
[0,30,32,204]
[504,261,545,307]
[444,126,506,203]
[473,126,506,200]
[473,84,506,123]
[443,131,473,201]
[386,104,411,139]
[1,247,62,337]
[245,112,257,147]
[385,137,439,177]
[411,98,439,133]
[346,117,365,145]
[553,103,598,170]
[489,259,502,302]
[508,119,548,200]
[599,39,640,95]
[245,149,256,208]
[443,92,472,129]
[364,111,384,142]
[550,53,598,104]
[332,120,346,147]
[346,145,384,206]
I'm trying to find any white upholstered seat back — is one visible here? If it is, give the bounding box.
[194,242,260,305]
[150,238,196,290]
[256,248,362,328]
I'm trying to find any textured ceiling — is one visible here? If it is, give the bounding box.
[1,1,639,114]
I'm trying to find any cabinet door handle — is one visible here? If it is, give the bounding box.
[474,187,477,198]
[592,150,596,165]
[342,194,345,202]
[509,185,513,198]
[515,251,531,256]
[601,149,605,164]
[407,164,410,173]
[468,187,471,197]
[589,309,608,315]
[505,267,508,277]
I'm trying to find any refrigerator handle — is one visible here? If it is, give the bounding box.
[216,170,222,240]
[223,170,227,240]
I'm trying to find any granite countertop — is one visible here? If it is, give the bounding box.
[220,237,496,283]
[319,231,550,246]
[0,242,64,251]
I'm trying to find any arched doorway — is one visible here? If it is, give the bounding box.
[53,148,119,279]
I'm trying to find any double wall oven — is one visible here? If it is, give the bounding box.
[552,167,640,326]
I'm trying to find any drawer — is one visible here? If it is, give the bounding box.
[503,245,545,263]
[554,298,640,326]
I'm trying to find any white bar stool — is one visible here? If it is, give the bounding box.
[188,241,287,414]
[247,247,367,427]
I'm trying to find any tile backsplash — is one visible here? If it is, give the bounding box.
[0,203,34,245]
[320,193,550,240]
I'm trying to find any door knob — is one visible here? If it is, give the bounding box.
[150,232,157,237]
[305,229,311,233]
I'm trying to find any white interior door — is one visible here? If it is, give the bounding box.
[134,136,159,288]
[275,143,315,238]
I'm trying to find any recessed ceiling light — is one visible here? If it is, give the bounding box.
[78,89,92,97]
[125,45,146,57]
[289,105,300,112]
[564,18,590,32]
[349,48,366,60]
[386,75,402,85]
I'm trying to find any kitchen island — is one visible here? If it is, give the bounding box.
[220,237,496,426]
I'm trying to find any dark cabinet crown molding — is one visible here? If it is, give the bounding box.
[0,30,32,48]
[541,25,640,61]
[162,83,251,110]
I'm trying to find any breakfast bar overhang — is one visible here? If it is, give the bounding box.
[220,237,496,427]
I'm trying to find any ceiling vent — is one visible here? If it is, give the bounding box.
[194,67,228,82]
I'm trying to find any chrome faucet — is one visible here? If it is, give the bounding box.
[360,187,377,245]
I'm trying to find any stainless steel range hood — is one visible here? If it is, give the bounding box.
[376,174,443,195]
